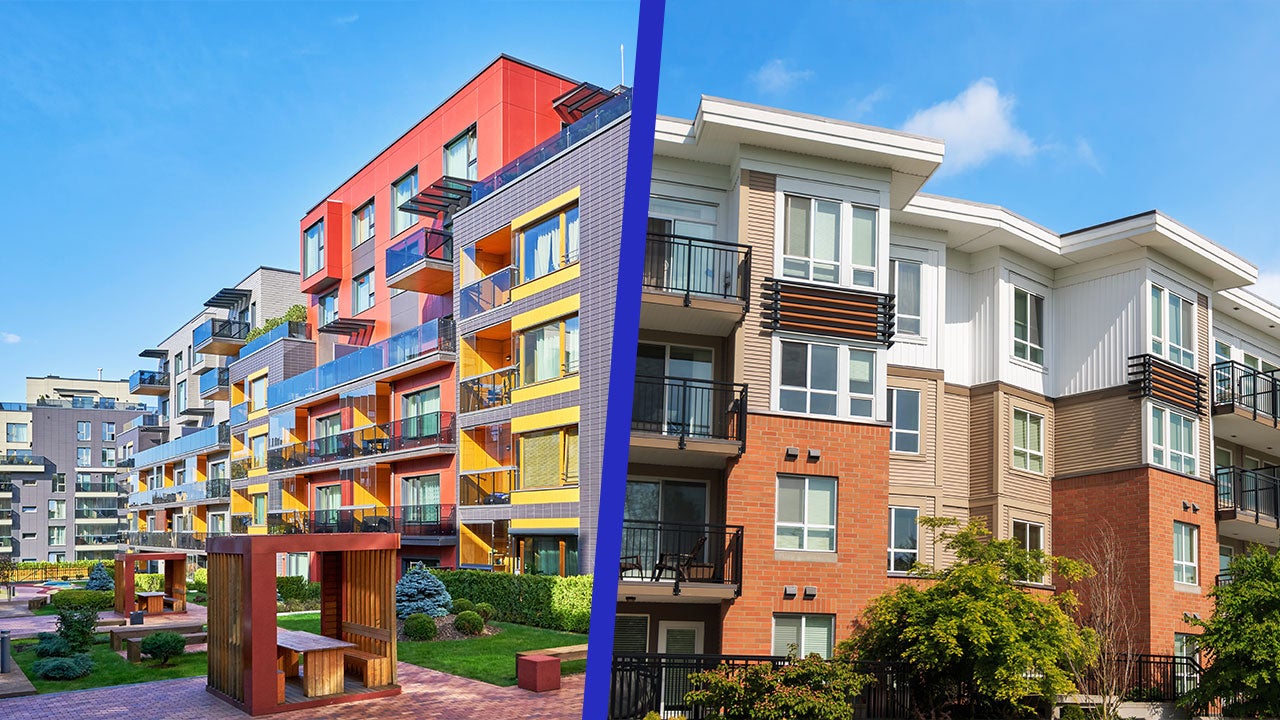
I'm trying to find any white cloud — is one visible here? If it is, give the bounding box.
[902,78,1035,176]
[0,332,20,344]
[332,13,359,25]
[1074,137,1102,173]
[846,86,888,121]
[749,59,812,95]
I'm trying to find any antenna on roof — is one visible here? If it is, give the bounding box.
[620,44,625,86]
[97,368,103,381]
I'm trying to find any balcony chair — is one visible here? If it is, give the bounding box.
[651,534,707,596]
[618,553,644,580]
[360,515,392,533]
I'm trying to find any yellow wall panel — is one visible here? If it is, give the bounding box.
[512,407,579,434]
[510,517,580,530]
[511,265,580,304]
[511,486,580,505]
[510,188,581,230]
[512,375,579,404]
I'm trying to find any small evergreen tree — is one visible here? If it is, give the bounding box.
[395,565,453,618]
[54,605,99,653]
[85,562,114,592]
[140,631,187,667]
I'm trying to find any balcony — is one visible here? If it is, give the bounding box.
[75,507,122,521]
[237,321,309,361]
[199,367,230,401]
[0,454,47,472]
[130,369,170,396]
[459,267,517,320]
[230,457,254,479]
[641,232,751,336]
[1216,465,1280,545]
[266,413,455,474]
[230,401,249,427]
[460,469,516,506]
[193,318,250,356]
[231,513,252,534]
[386,227,453,295]
[267,317,456,408]
[266,505,456,539]
[128,478,231,507]
[763,277,896,346]
[630,376,746,467]
[75,480,121,494]
[123,413,166,433]
[130,424,230,470]
[618,520,743,601]
[460,367,518,413]
[75,532,121,547]
[1212,360,1280,448]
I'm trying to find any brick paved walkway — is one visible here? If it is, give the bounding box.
[0,598,208,640]
[0,663,584,719]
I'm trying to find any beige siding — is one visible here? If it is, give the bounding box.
[888,373,937,487]
[738,169,776,412]
[942,388,971,501]
[970,391,995,497]
[998,391,1054,526]
[1055,389,1142,477]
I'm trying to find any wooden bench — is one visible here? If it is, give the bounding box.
[27,595,48,610]
[109,622,204,651]
[342,648,391,688]
[96,618,127,629]
[125,631,207,663]
[517,644,588,662]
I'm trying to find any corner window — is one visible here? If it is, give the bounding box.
[519,205,580,283]
[352,199,375,248]
[76,421,91,441]
[778,340,876,420]
[890,260,922,335]
[1174,521,1198,585]
[888,506,918,572]
[888,388,920,453]
[1013,288,1045,365]
[782,194,876,288]
[521,315,579,385]
[1151,284,1195,369]
[319,291,339,326]
[304,219,325,277]
[1151,405,1196,475]
[353,270,375,314]
[1012,408,1044,474]
[392,169,419,237]
[773,614,834,659]
[444,126,478,181]
[775,475,836,552]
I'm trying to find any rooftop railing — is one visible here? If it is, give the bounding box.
[129,424,230,469]
[459,267,517,320]
[237,321,310,360]
[386,227,453,278]
[36,396,150,411]
[267,413,455,472]
[643,232,752,304]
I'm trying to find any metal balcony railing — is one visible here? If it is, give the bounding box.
[1077,654,1202,701]
[460,469,517,506]
[459,267,517,320]
[74,507,121,520]
[1216,572,1233,586]
[386,226,453,278]
[631,376,747,451]
[266,412,455,472]
[1215,465,1280,526]
[643,232,751,304]
[266,504,456,536]
[619,520,743,593]
[1128,353,1205,416]
[1212,360,1280,424]
[193,318,250,350]
[460,367,518,413]
[128,477,231,507]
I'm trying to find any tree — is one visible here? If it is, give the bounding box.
[684,651,873,720]
[85,562,114,592]
[140,631,187,667]
[54,605,99,653]
[841,517,1097,720]
[0,555,15,600]
[395,564,453,617]
[1066,521,1138,720]
[1183,545,1280,717]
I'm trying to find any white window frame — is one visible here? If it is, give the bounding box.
[775,474,837,553]
[888,388,921,454]
[1150,404,1197,476]
[1012,287,1045,366]
[1012,408,1045,475]
[76,421,91,441]
[888,506,919,573]
[444,126,478,181]
[1173,633,1200,694]
[779,193,878,290]
[773,335,881,421]
[772,614,835,659]
[890,259,923,337]
[1151,283,1196,370]
[1173,521,1198,586]
[102,422,115,442]
[1013,519,1047,583]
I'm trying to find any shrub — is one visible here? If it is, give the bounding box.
[54,606,99,653]
[454,610,484,636]
[50,589,113,611]
[245,305,307,342]
[430,570,591,633]
[189,568,208,593]
[140,631,186,666]
[474,602,495,622]
[396,566,452,618]
[404,613,437,641]
[134,573,165,592]
[34,633,71,658]
[276,575,309,601]
[84,563,114,592]
[32,654,94,680]
[451,598,475,615]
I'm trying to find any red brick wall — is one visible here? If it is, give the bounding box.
[721,413,890,655]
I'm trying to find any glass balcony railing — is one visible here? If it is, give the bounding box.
[75,532,122,546]
[74,507,121,520]
[386,227,453,278]
[237,321,309,360]
[230,402,249,426]
[267,413,455,471]
[267,317,456,408]
[193,318,250,350]
[460,469,517,506]
[129,424,230,469]
[460,367,518,413]
[128,477,231,507]
[459,267,517,319]
[36,396,150,411]
[1,454,47,468]
[122,413,164,433]
[199,367,230,395]
[129,370,169,392]
[75,481,121,494]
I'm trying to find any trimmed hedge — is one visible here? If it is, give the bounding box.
[50,589,113,611]
[189,568,208,593]
[430,570,590,633]
[134,573,165,592]
[474,602,495,622]
[15,560,101,570]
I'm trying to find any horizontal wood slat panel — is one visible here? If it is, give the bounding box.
[763,277,895,345]
[1127,353,1205,416]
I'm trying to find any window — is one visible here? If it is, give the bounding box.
[776,475,836,551]
[521,535,579,576]
[76,421,91,441]
[888,506,919,572]
[52,473,65,493]
[519,206,580,283]
[1151,405,1197,475]
[76,473,90,491]
[392,170,418,236]
[782,195,876,288]
[209,461,226,480]
[521,315,579,384]
[249,376,267,412]
[252,493,267,525]
[76,447,91,467]
[319,291,338,326]
[174,465,185,485]
[519,426,578,488]
[444,126,478,180]
[304,219,325,277]
[48,526,65,547]
[285,553,310,580]
[1151,284,1195,369]
[402,388,441,439]
[403,474,441,510]
[888,388,920,453]
[1012,409,1045,474]
[48,553,65,563]
[174,350,185,375]
[1013,288,1045,365]
[1174,521,1198,585]
[1013,519,1046,583]
[1173,634,1200,694]
[101,448,116,468]
[175,380,187,413]
[102,422,115,442]
[48,499,65,520]
[352,271,375,314]
[773,614,835,659]
[1214,340,1231,365]
[352,199,375,248]
[778,340,876,419]
[251,434,267,468]
[21,506,35,513]
[891,260,922,335]
[5,423,28,443]
[209,513,227,535]
[613,615,650,654]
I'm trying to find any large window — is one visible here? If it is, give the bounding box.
[402,387,441,439]
[352,199,375,248]
[403,474,441,509]
[249,376,267,412]
[6,423,28,443]
[773,614,835,659]
[48,526,65,547]
[888,506,918,572]
[888,388,920,453]
[521,315,580,385]
[1013,287,1045,365]
[782,195,876,288]
[1174,521,1198,585]
[521,535,578,576]
[48,499,65,520]
[1151,284,1195,369]
[776,475,836,552]
[520,206,581,284]
[319,290,338,326]
[76,421,91,441]
[444,127,478,180]
[519,426,578,488]
[1152,405,1197,475]
[304,219,325,277]
[777,340,875,419]
[175,379,187,413]
[353,270,375,314]
[392,169,418,236]
[1012,409,1045,474]
[890,260,922,335]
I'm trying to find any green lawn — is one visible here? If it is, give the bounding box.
[274,612,586,686]
[12,639,208,694]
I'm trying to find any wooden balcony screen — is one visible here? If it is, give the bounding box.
[762,278,895,346]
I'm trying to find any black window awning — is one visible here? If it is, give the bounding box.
[204,288,252,309]
[399,176,476,218]
[317,318,376,336]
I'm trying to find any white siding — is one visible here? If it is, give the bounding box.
[943,267,974,385]
[1053,268,1145,397]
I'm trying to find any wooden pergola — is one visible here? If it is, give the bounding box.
[113,551,187,616]
[205,533,401,716]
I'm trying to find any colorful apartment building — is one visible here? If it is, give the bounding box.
[611,96,1274,718]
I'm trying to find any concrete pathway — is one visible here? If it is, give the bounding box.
[0,598,208,640]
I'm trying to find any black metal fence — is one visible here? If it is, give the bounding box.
[618,520,743,593]
[267,412,455,471]
[1077,654,1202,702]
[632,376,746,451]
[1215,465,1280,526]
[642,232,751,304]
[1212,360,1280,422]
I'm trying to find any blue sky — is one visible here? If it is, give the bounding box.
[658,1,1280,287]
[0,1,636,401]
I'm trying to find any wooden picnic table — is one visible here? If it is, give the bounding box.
[136,591,165,615]
[276,629,355,698]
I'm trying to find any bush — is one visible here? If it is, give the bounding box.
[474,602,495,622]
[54,606,99,653]
[245,305,307,342]
[189,568,208,593]
[84,563,114,592]
[454,610,484,636]
[276,576,308,601]
[34,633,71,658]
[451,598,475,615]
[430,570,591,633]
[404,613,438,641]
[134,573,165,592]
[50,589,113,611]
[277,598,321,613]
[140,631,187,666]
[396,566,452,618]
[32,653,94,680]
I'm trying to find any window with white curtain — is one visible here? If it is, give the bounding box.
[1012,409,1044,474]
[352,199,375,248]
[775,475,836,551]
[392,169,418,236]
[522,315,578,384]
[353,271,375,314]
[1151,284,1195,369]
[891,260,922,335]
[304,220,325,277]
[773,614,834,659]
[444,127,478,180]
[1152,405,1197,475]
[519,205,579,283]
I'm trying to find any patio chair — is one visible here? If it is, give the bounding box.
[652,534,707,596]
[618,554,644,580]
